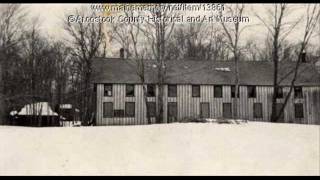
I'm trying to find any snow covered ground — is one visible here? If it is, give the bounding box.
[0,122,319,175]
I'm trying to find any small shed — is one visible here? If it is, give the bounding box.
[58,104,81,127]
[12,102,60,127]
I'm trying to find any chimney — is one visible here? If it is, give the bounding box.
[120,48,124,59]
[301,51,306,63]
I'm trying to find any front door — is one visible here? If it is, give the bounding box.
[168,102,177,123]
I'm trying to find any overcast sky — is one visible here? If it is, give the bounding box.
[23,3,320,56]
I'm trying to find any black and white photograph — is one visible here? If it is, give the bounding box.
[0,2,319,176]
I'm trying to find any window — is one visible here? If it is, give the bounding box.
[276,87,283,98]
[168,84,177,97]
[125,102,135,117]
[294,103,304,118]
[103,102,113,118]
[168,102,178,123]
[147,102,156,117]
[126,84,135,97]
[200,103,210,118]
[104,84,112,97]
[294,86,303,99]
[114,110,125,117]
[192,85,200,97]
[253,103,263,118]
[248,86,256,98]
[147,84,156,97]
[276,103,284,122]
[223,103,232,118]
[231,85,240,98]
[214,85,223,98]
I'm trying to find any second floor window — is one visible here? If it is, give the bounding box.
[126,84,135,97]
[231,85,240,98]
[192,85,200,97]
[104,84,112,97]
[248,86,256,98]
[294,86,303,99]
[168,84,177,97]
[147,84,156,97]
[214,85,223,98]
[276,87,283,98]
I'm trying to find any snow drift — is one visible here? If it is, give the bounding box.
[0,122,319,175]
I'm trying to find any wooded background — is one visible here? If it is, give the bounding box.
[0,4,319,125]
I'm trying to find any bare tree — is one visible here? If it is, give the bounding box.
[219,4,246,119]
[131,6,177,123]
[110,10,153,124]
[256,4,320,122]
[63,8,106,125]
[0,4,27,124]
[168,22,229,62]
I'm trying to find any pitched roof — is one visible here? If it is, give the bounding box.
[18,102,58,116]
[92,58,320,86]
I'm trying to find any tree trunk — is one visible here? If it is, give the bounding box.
[233,52,239,119]
[0,62,5,125]
[157,84,164,124]
[271,33,280,123]
[142,84,151,124]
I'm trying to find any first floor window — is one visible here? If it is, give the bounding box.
[223,103,232,118]
[200,102,210,118]
[104,84,113,97]
[192,85,200,97]
[253,103,263,118]
[147,102,156,117]
[276,103,285,122]
[147,84,156,97]
[168,102,178,123]
[114,110,125,117]
[294,103,304,118]
[125,102,135,117]
[103,102,113,118]
[126,84,135,97]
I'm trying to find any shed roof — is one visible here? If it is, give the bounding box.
[18,102,58,116]
[92,58,320,86]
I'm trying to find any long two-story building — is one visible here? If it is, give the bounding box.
[92,57,320,125]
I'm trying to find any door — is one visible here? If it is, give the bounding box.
[223,103,232,119]
[200,103,210,118]
[168,102,178,123]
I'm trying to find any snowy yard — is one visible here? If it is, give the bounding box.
[0,122,319,175]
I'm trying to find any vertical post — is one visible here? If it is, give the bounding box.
[0,62,5,125]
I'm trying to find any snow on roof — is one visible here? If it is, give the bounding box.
[215,67,231,72]
[18,102,58,116]
[59,104,72,109]
[10,111,18,116]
